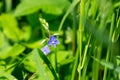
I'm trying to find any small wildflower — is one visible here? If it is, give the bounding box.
[48,36,60,48]
[41,45,50,55]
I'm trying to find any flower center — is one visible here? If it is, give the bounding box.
[52,41,55,44]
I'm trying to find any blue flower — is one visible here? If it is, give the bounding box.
[41,45,50,55]
[48,36,60,48]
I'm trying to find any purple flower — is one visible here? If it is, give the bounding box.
[41,45,50,55]
[48,36,60,48]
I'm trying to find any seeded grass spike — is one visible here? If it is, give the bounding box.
[39,18,50,35]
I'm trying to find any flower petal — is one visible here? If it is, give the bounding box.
[41,45,50,55]
[48,36,60,48]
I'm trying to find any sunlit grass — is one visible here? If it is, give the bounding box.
[0,0,120,80]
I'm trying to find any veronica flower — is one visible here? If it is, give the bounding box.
[41,36,60,55]
[41,45,50,55]
[48,36,60,48]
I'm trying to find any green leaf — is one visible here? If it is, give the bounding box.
[14,0,70,17]
[41,0,70,15]
[24,40,44,48]
[0,43,12,59]
[30,49,50,80]
[49,50,73,66]
[0,31,5,48]
[0,43,25,59]
[92,57,120,73]
[7,44,25,57]
[115,66,120,73]
[14,0,41,17]
[117,56,120,60]
[0,14,23,41]
[22,54,36,73]
[92,57,114,70]
[21,25,31,41]
[0,69,17,80]
[37,48,59,80]
[100,60,114,70]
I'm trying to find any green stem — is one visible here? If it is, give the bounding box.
[81,34,91,69]
[71,1,79,80]
[72,5,77,55]
[55,48,58,73]
[103,13,115,80]
[82,46,92,80]
[71,49,79,80]
[92,44,102,80]
[103,48,110,80]
[78,0,85,80]
[58,0,79,32]
[5,0,12,12]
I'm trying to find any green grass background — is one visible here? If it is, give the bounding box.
[0,0,120,80]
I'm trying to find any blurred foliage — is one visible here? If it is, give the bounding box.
[0,0,120,80]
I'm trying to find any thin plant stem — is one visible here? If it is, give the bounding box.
[77,0,85,80]
[55,48,58,73]
[71,49,79,80]
[5,0,12,12]
[72,5,77,55]
[71,1,79,80]
[80,34,91,69]
[82,45,92,80]
[58,0,79,32]
[103,13,115,80]
[92,44,102,80]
